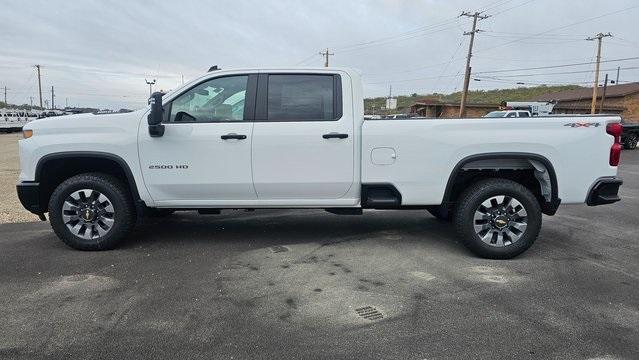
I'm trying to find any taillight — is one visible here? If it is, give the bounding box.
[606,123,623,166]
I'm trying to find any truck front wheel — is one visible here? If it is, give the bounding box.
[454,179,542,259]
[48,173,136,250]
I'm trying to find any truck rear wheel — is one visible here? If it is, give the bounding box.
[48,173,136,250]
[453,179,542,259]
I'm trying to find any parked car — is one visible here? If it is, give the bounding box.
[385,113,411,119]
[484,110,532,118]
[621,120,639,150]
[17,67,623,259]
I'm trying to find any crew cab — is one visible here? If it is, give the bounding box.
[16,67,624,259]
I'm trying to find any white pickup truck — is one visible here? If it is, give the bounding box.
[16,67,623,259]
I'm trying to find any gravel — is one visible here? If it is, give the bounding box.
[0,133,40,223]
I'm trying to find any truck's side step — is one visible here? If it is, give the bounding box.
[198,209,222,215]
[361,184,401,209]
[325,208,363,215]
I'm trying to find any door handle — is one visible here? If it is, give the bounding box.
[221,133,247,140]
[322,132,349,139]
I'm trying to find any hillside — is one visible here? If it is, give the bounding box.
[364,85,583,114]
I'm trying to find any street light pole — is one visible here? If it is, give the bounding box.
[145,79,156,97]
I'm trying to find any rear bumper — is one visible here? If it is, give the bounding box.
[16,182,43,215]
[586,177,622,206]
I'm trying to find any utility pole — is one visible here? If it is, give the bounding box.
[459,11,490,118]
[51,86,55,109]
[29,96,33,107]
[3,86,7,104]
[587,32,612,114]
[145,79,156,97]
[319,48,334,67]
[35,65,43,108]
[615,66,620,84]
[599,73,609,114]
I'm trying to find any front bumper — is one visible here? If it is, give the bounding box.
[586,177,622,206]
[16,182,44,217]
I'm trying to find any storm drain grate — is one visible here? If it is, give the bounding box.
[270,245,289,253]
[355,306,384,321]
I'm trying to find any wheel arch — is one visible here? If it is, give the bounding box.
[442,152,560,215]
[35,151,142,213]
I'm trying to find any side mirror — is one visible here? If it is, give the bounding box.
[147,92,165,137]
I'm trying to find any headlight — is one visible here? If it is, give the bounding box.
[23,129,33,139]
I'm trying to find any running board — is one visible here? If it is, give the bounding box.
[361,184,401,208]
[325,208,363,215]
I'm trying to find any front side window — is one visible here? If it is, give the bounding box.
[506,112,517,118]
[169,75,248,122]
[267,75,335,121]
[518,112,530,117]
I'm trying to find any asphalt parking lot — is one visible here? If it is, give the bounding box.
[0,150,637,360]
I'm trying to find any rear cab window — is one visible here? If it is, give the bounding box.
[257,73,342,121]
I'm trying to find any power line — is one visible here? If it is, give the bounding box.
[481,30,588,39]
[335,21,462,53]
[490,0,537,16]
[340,0,532,54]
[295,52,320,66]
[475,3,639,54]
[473,56,639,75]
[476,65,639,78]
[430,38,466,93]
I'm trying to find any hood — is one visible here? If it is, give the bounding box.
[23,109,147,134]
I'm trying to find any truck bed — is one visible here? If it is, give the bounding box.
[361,115,620,205]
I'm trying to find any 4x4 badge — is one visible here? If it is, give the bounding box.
[564,122,600,128]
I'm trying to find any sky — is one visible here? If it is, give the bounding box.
[1,0,638,110]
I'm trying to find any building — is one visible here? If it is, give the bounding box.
[410,98,498,118]
[410,82,639,121]
[385,97,398,110]
[531,82,639,122]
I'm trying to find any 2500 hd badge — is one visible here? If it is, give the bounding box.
[148,164,189,169]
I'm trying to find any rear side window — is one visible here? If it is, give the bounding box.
[266,74,341,121]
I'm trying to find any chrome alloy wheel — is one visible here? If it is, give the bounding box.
[473,195,528,247]
[62,189,115,240]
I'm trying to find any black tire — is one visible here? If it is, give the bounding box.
[426,205,452,222]
[624,134,638,150]
[144,208,176,218]
[48,173,136,250]
[453,178,542,259]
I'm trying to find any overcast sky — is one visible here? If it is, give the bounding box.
[1,0,638,110]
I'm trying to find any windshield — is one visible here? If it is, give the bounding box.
[484,111,507,118]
